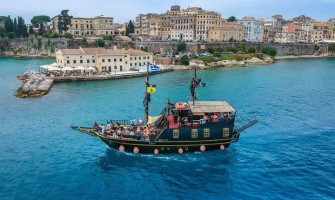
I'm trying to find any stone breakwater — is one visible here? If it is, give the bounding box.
[15,71,54,98]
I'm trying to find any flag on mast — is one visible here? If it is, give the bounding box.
[146,84,156,93]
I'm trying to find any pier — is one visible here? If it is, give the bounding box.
[15,68,173,98]
[15,71,54,98]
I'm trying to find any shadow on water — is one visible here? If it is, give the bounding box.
[94,147,239,198]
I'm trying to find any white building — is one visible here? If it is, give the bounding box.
[238,17,263,42]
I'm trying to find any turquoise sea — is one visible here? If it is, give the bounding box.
[0,57,334,199]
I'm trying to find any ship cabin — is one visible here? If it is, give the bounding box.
[166,101,236,129]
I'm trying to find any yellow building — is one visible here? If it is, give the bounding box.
[311,22,329,43]
[328,18,335,40]
[196,11,222,42]
[69,16,114,37]
[208,22,245,42]
[55,47,153,73]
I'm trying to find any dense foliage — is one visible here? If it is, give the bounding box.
[0,16,28,38]
[227,16,237,22]
[176,41,186,52]
[31,15,50,27]
[57,10,73,34]
[95,39,105,47]
[328,44,335,52]
[126,20,134,36]
[262,46,277,56]
[180,55,190,65]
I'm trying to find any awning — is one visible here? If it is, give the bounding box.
[61,67,74,71]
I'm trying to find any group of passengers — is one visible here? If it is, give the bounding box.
[94,120,156,140]
[202,112,235,123]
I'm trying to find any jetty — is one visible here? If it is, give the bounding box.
[53,68,173,82]
[15,71,54,98]
[15,68,173,98]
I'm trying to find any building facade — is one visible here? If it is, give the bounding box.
[196,11,221,42]
[237,17,263,42]
[55,47,153,73]
[69,16,114,37]
[208,22,245,42]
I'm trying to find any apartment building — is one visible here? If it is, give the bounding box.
[51,15,114,37]
[196,11,222,42]
[208,22,245,42]
[263,15,284,42]
[69,16,114,37]
[134,13,160,35]
[311,22,328,43]
[238,17,263,42]
[328,18,335,40]
[55,47,153,73]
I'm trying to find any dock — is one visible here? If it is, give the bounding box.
[15,71,54,98]
[53,68,173,82]
[15,68,173,98]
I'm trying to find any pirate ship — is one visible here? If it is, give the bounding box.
[71,63,258,154]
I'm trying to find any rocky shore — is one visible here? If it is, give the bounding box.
[173,56,275,70]
[15,71,54,98]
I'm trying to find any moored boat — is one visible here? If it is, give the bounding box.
[71,63,258,154]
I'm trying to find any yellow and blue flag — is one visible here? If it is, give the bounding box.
[146,84,156,93]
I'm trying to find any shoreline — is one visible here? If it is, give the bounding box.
[275,54,334,60]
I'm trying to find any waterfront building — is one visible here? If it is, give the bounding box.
[171,13,197,41]
[134,13,160,35]
[311,22,329,43]
[237,17,263,42]
[262,15,284,42]
[328,18,335,40]
[55,47,153,73]
[195,10,222,42]
[274,24,295,43]
[208,22,245,42]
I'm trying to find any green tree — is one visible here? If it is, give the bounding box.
[247,47,256,53]
[57,10,72,34]
[227,16,237,22]
[29,26,34,35]
[13,18,18,36]
[102,35,113,40]
[328,44,335,52]
[31,15,50,27]
[4,16,14,33]
[126,20,134,36]
[95,39,105,47]
[180,55,190,65]
[17,17,28,37]
[176,41,186,52]
[63,32,73,38]
[262,46,277,56]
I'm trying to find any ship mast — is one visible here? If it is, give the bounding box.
[190,66,205,105]
[144,62,150,124]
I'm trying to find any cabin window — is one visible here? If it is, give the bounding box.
[192,129,198,138]
[223,128,229,137]
[173,129,179,139]
[203,128,210,138]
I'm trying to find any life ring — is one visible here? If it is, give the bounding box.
[200,145,206,152]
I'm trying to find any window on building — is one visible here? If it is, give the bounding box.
[80,60,83,63]
[108,59,111,62]
[87,60,90,63]
[67,60,70,64]
[73,60,76,64]
[119,58,122,62]
[92,60,95,63]
[102,59,105,62]
[114,59,117,62]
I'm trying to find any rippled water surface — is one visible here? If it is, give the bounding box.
[0,57,334,199]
